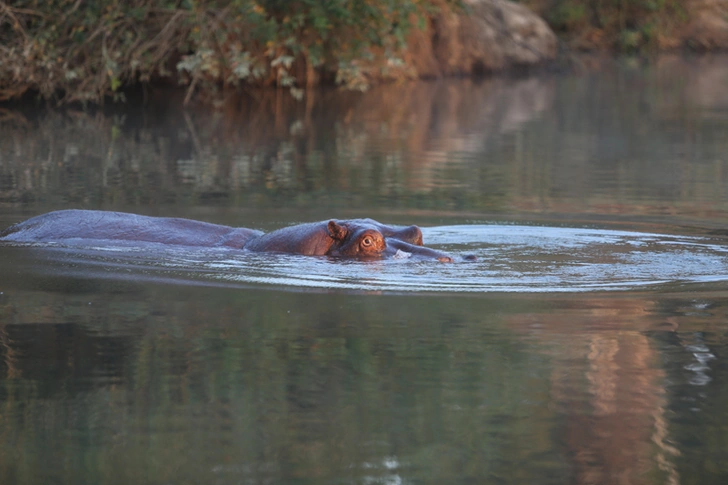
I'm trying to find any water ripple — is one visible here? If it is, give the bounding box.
[5,225,728,293]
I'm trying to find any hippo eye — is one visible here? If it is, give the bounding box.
[361,236,374,247]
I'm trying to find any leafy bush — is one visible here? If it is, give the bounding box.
[0,0,459,104]
[526,0,688,51]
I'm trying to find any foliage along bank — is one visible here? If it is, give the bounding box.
[523,0,728,52]
[0,0,461,104]
[0,0,724,106]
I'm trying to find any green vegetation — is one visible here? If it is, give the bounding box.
[0,0,701,105]
[0,0,458,104]
[525,0,688,51]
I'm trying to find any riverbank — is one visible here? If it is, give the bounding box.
[0,0,726,106]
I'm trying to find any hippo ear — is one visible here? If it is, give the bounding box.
[327,220,348,241]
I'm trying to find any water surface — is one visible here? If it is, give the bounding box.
[2,55,728,484]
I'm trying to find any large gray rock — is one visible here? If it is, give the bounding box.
[681,0,728,49]
[407,0,558,78]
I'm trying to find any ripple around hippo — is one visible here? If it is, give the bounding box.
[4,223,728,293]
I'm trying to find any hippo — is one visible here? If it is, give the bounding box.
[0,210,461,262]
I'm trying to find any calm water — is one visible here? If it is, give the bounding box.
[2,55,728,484]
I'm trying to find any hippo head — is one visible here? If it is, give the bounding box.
[350,218,424,246]
[326,221,387,257]
[326,220,453,262]
[242,218,459,261]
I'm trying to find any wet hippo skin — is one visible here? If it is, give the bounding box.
[0,210,458,262]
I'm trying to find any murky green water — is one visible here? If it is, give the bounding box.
[2,55,728,484]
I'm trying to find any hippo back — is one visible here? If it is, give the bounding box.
[243,222,334,255]
[0,210,263,249]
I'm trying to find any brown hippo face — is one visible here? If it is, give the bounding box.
[348,219,424,246]
[326,220,453,262]
[327,221,387,258]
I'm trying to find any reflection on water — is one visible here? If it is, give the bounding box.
[1,283,727,484]
[3,55,728,484]
[1,56,728,225]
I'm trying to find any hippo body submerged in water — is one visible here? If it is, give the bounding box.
[0,210,459,262]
